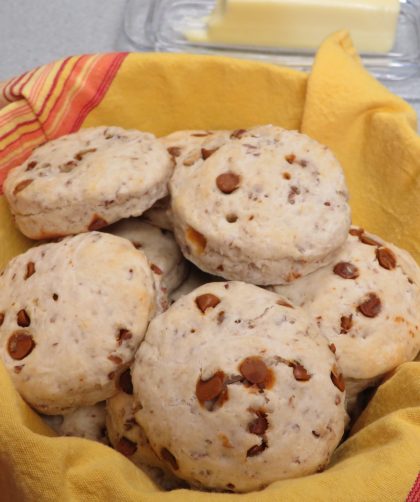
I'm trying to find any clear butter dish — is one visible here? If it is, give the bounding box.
[124,0,420,109]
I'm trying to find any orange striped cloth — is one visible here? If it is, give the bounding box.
[0,53,126,193]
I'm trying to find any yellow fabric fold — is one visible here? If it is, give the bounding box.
[0,32,419,501]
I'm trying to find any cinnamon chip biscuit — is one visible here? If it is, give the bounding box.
[106,218,188,294]
[0,232,156,414]
[4,127,173,239]
[42,403,107,443]
[106,369,184,490]
[170,125,351,285]
[132,281,346,492]
[271,227,420,408]
[142,196,173,231]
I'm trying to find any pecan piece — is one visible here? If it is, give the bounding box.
[359,234,381,246]
[340,314,353,334]
[119,369,133,395]
[330,366,345,392]
[230,129,247,139]
[74,148,97,161]
[201,147,218,160]
[150,263,163,275]
[13,179,33,195]
[24,262,35,280]
[117,329,133,345]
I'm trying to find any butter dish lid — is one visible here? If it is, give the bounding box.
[123,0,420,82]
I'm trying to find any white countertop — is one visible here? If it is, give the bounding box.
[0,0,129,80]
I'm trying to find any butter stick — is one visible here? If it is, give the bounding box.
[187,0,400,53]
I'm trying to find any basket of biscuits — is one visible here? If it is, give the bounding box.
[0,33,419,501]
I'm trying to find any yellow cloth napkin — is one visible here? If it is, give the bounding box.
[0,32,419,501]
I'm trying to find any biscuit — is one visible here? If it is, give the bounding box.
[42,403,107,443]
[0,232,156,414]
[170,125,351,285]
[270,227,420,406]
[132,281,346,492]
[4,127,173,239]
[142,196,173,231]
[106,369,183,490]
[106,218,188,295]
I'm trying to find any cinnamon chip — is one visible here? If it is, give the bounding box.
[17,309,31,328]
[239,357,269,386]
[376,247,396,270]
[357,293,382,318]
[246,441,267,457]
[195,294,220,313]
[333,262,359,279]
[116,437,137,457]
[7,332,35,360]
[186,227,207,254]
[349,227,364,237]
[248,411,268,436]
[196,371,225,404]
[161,448,179,470]
[359,234,381,246]
[216,172,241,194]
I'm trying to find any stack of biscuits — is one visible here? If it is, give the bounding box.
[0,125,418,493]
